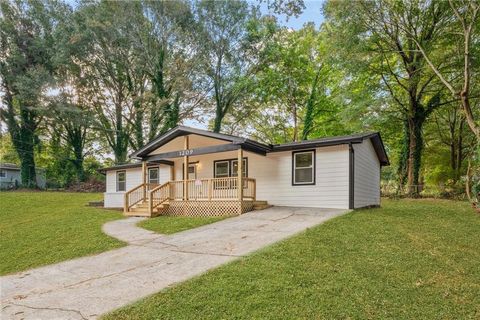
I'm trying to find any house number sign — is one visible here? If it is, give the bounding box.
[178,149,194,156]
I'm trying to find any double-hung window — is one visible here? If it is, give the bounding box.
[214,161,230,178]
[292,150,315,185]
[116,171,126,192]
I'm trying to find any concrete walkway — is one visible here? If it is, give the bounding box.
[1,207,347,319]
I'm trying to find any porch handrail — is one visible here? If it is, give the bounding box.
[148,182,170,214]
[124,183,145,212]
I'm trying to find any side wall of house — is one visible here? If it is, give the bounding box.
[353,139,381,208]
[259,145,350,209]
[104,164,171,208]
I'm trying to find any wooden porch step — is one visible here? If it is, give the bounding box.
[252,200,272,211]
[125,204,169,217]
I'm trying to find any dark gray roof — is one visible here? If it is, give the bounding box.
[104,126,389,171]
[130,126,271,158]
[271,132,389,165]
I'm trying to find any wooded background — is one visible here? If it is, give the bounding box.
[1,0,479,198]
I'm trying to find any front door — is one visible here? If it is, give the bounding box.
[148,167,159,186]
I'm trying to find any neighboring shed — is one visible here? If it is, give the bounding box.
[0,163,46,189]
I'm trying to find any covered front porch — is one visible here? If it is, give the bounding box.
[123,127,271,217]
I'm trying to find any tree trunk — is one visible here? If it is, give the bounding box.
[456,118,464,181]
[12,109,38,188]
[114,100,128,164]
[213,105,223,133]
[19,142,37,188]
[133,98,144,149]
[406,113,425,196]
[292,103,298,142]
[397,119,409,193]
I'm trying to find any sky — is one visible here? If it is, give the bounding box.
[256,0,325,30]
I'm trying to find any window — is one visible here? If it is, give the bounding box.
[116,171,126,191]
[292,150,315,185]
[0,170,5,178]
[214,161,230,178]
[214,158,248,178]
[148,168,159,184]
[231,159,247,177]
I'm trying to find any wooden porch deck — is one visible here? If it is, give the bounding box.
[124,177,269,217]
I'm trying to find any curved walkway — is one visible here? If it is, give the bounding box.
[1,207,348,319]
[102,217,163,244]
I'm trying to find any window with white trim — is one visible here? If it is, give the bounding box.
[292,150,315,185]
[116,171,126,191]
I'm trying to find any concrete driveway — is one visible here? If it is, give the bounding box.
[1,206,347,319]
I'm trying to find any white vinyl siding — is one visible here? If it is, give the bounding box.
[104,164,171,208]
[105,145,354,209]
[353,139,381,208]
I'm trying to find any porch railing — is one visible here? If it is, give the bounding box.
[124,177,256,213]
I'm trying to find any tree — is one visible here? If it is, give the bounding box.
[195,0,257,133]
[324,0,448,195]
[411,0,479,140]
[0,0,69,187]
[246,23,344,143]
[139,0,199,141]
[73,1,146,163]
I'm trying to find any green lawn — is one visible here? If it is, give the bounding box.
[104,199,480,319]
[0,192,124,275]
[139,216,226,234]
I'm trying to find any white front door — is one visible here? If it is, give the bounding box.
[148,167,159,185]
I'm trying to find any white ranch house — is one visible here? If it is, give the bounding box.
[101,126,389,217]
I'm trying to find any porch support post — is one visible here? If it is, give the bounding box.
[142,160,147,200]
[183,135,189,201]
[237,148,243,215]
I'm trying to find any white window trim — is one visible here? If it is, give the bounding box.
[116,170,126,192]
[292,150,315,185]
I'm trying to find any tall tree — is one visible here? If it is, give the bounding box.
[244,23,348,143]
[0,0,69,187]
[324,0,448,195]
[411,0,480,140]
[139,0,199,141]
[73,1,146,163]
[195,0,257,133]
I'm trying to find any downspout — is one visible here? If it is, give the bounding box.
[349,143,355,210]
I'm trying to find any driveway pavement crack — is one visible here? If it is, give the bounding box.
[8,302,88,320]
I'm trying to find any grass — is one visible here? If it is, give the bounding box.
[104,199,480,319]
[139,216,226,234]
[0,192,124,275]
